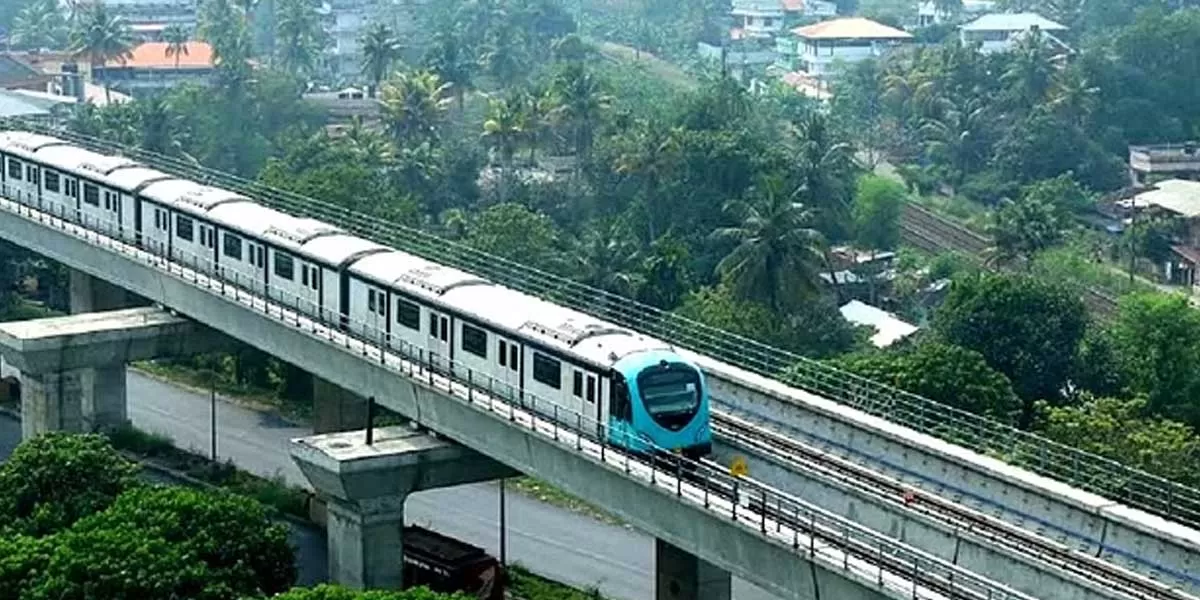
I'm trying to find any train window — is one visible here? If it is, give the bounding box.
[572,371,583,397]
[586,376,596,403]
[257,246,265,268]
[6,159,19,180]
[206,228,216,248]
[274,252,294,280]
[498,340,507,367]
[25,166,37,184]
[44,171,59,193]
[428,313,436,336]
[310,268,320,290]
[67,179,78,198]
[461,323,487,358]
[177,216,194,241]
[439,317,448,342]
[301,265,308,286]
[611,379,632,421]
[83,183,99,206]
[396,298,420,330]
[103,191,112,210]
[223,233,242,260]
[532,353,561,389]
[511,345,519,370]
[367,289,377,312]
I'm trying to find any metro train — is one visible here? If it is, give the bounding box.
[0,130,713,459]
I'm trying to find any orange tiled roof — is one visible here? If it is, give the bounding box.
[107,41,214,69]
[781,0,806,11]
[791,17,913,40]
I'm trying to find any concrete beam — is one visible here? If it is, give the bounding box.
[0,307,226,374]
[69,269,141,313]
[312,376,369,434]
[292,427,518,589]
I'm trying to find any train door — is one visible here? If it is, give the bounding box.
[148,206,170,256]
[196,222,217,272]
[245,241,266,296]
[570,369,602,427]
[495,337,522,399]
[426,309,451,374]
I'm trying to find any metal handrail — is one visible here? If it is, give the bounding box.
[0,192,1032,600]
[6,118,1199,531]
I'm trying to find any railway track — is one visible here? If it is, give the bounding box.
[712,411,1196,600]
[901,203,1119,318]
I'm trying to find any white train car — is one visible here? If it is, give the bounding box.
[0,131,70,209]
[34,145,141,239]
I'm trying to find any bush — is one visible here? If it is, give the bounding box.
[268,584,469,600]
[0,433,139,535]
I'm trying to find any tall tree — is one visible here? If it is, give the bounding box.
[162,23,189,68]
[10,0,66,51]
[379,69,452,144]
[68,1,132,104]
[713,175,828,313]
[273,0,325,78]
[481,92,526,201]
[1110,293,1200,428]
[989,193,1065,267]
[424,30,474,111]
[359,23,401,98]
[551,62,611,159]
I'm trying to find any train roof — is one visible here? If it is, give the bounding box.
[140,178,250,218]
[350,250,487,301]
[207,201,344,253]
[105,166,174,192]
[35,144,142,187]
[0,131,68,158]
[300,233,390,268]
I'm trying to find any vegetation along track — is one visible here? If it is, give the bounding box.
[900,203,1119,318]
[712,411,1193,600]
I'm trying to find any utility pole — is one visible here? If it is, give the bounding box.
[209,370,217,461]
[499,478,508,566]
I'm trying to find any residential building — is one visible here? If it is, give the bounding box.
[322,0,433,81]
[916,0,995,27]
[730,0,836,39]
[776,17,912,80]
[959,12,1067,53]
[1119,179,1200,289]
[1129,142,1200,186]
[95,0,198,28]
[0,54,54,91]
[93,41,215,95]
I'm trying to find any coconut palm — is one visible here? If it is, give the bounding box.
[69,2,133,104]
[714,175,828,313]
[614,120,683,241]
[11,0,67,51]
[551,63,611,158]
[482,93,526,201]
[379,69,453,143]
[273,0,325,77]
[163,24,189,68]
[359,23,400,98]
[920,94,991,188]
[424,30,474,112]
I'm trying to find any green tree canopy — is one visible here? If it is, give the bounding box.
[0,433,139,536]
[268,584,468,599]
[851,174,905,253]
[1110,292,1200,428]
[932,272,1088,426]
[835,340,1022,423]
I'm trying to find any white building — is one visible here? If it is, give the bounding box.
[959,12,1068,53]
[777,17,912,79]
[730,0,837,39]
[916,0,995,26]
[321,0,432,81]
[92,0,197,28]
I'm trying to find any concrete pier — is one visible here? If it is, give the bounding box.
[0,307,225,438]
[68,270,142,434]
[291,427,518,589]
[656,539,732,600]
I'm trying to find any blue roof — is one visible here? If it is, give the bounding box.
[961,12,1067,32]
[0,91,50,118]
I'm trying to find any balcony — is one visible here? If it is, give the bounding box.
[1130,143,1200,175]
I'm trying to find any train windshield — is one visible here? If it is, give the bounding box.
[637,363,701,423]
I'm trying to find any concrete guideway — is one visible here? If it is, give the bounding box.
[689,354,1200,592]
[0,306,226,438]
[0,193,1031,600]
[711,412,1200,600]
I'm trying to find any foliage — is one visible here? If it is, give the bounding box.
[465,202,567,274]
[852,174,906,253]
[268,584,468,600]
[1038,395,1200,487]
[10,0,66,51]
[989,190,1065,266]
[1110,293,1200,428]
[932,273,1088,426]
[0,433,139,536]
[507,564,606,600]
[835,340,1021,422]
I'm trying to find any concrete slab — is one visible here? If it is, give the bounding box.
[0,307,226,374]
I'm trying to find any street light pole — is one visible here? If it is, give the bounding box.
[209,370,217,462]
[499,478,507,566]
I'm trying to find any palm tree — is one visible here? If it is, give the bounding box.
[11,0,67,51]
[379,69,453,143]
[359,23,400,98]
[69,2,133,104]
[920,94,990,188]
[479,23,527,88]
[274,0,325,77]
[789,111,856,235]
[613,120,683,241]
[521,82,555,164]
[1048,66,1098,127]
[551,63,611,159]
[481,93,526,201]
[572,219,644,298]
[163,24,189,68]
[1001,28,1057,109]
[424,30,474,111]
[713,175,828,313]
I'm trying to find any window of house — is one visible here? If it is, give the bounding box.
[176,215,194,241]
[532,352,561,389]
[396,298,420,330]
[462,323,487,358]
[223,233,242,259]
[274,252,294,280]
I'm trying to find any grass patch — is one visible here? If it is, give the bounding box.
[911,193,993,233]
[1031,243,1158,299]
[510,478,623,526]
[107,424,310,520]
[507,564,605,600]
[132,360,311,423]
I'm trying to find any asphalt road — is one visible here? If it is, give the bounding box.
[2,371,779,600]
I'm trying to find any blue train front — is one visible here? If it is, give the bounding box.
[608,350,712,459]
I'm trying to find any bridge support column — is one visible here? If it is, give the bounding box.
[68,270,141,433]
[313,376,369,434]
[655,539,731,600]
[21,369,85,438]
[291,426,518,589]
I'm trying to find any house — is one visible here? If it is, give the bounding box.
[93,41,216,95]
[959,12,1068,54]
[839,300,919,348]
[730,0,837,39]
[776,17,912,81]
[98,0,197,27]
[916,0,995,27]
[1119,179,1200,289]
[0,54,54,91]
